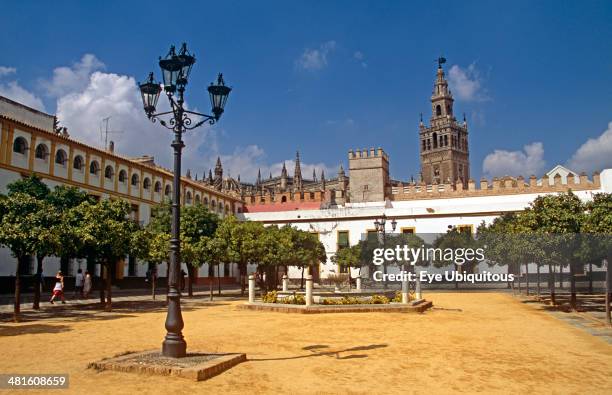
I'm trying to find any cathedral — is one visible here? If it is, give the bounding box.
[199,59,471,206]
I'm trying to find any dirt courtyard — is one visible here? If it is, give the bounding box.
[1,292,611,394]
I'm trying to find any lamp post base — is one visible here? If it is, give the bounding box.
[162,336,187,358]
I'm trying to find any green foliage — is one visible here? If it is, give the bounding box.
[261,291,278,303]
[7,174,50,200]
[321,295,392,305]
[0,193,50,259]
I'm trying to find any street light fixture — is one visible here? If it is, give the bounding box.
[373,214,397,288]
[138,42,231,358]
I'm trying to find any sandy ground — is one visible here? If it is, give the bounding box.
[1,292,611,395]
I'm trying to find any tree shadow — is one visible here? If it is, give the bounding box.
[0,323,71,336]
[248,343,388,362]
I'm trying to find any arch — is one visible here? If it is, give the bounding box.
[104,165,114,180]
[435,105,442,117]
[118,170,127,183]
[203,196,209,207]
[131,173,140,186]
[237,207,243,214]
[446,104,452,116]
[432,132,438,149]
[444,135,448,146]
[195,194,201,205]
[143,177,151,190]
[89,160,100,175]
[35,143,49,160]
[185,191,192,204]
[421,140,426,151]
[281,195,287,203]
[73,155,84,170]
[154,181,162,193]
[211,200,216,210]
[225,204,230,214]
[164,184,171,196]
[55,149,67,165]
[12,137,28,154]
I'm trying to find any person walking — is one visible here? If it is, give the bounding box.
[50,271,66,304]
[83,270,92,298]
[74,268,84,298]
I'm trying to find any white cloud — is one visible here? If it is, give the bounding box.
[353,51,367,68]
[566,122,612,174]
[55,70,217,173]
[295,41,336,71]
[448,63,489,102]
[0,81,46,111]
[43,54,105,97]
[0,66,16,76]
[482,142,546,177]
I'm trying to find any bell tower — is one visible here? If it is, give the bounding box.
[419,57,470,185]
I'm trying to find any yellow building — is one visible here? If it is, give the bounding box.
[0,95,243,285]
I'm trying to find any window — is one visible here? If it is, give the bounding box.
[436,105,442,116]
[211,200,216,210]
[131,173,139,186]
[203,197,209,207]
[104,165,114,180]
[73,155,84,170]
[444,135,448,146]
[35,144,48,160]
[154,181,162,193]
[281,195,287,203]
[54,149,67,165]
[118,170,127,183]
[422,140,426,151]
[458,225,473,234]
[195,195,201,205]
[143,178,151,190]
[89,160,100,175]
[164,185,171,197]
[12,137,28,154]
[225,204,230,214]
[237,207,242,214]
[401,227,415,234]
[432,132,438,149]
[185,191,192,204]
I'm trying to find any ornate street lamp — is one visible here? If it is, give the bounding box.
[138,42,231,358]
[373,214,397,288]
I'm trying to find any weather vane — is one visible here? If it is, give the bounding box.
[437,56,446,69]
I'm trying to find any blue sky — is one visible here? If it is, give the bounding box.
[0,0,611,182]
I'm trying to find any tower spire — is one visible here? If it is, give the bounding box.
[293,151,303,191]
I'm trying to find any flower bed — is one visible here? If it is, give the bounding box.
[261,290,411,305]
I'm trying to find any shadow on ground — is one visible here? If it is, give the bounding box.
[248,343,388,361]
[0,323,72,336]
[0,298,230,324]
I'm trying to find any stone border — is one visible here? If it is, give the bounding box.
[239,299,433,314]
[88,351,246,381]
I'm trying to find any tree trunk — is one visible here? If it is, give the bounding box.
[549,263,556,305]
[536,265,541,298]
[507,265,512,289]
[517,263,522,294]
[275,265,279,290]
[240,263,246,296]
[152,269,156,301]
[588,262,593,294]
[14,256,22,323]
[454,264,459,289]
[570,261,577,310]
[559,265,563,289]
[105,263,112,312]
[99,264,105,304]
[209,266,214,301]
[300,266,305,290]
[33,255,44,310]
[217,265,221,296]
[187,264,194,298]
[525,263,530,296]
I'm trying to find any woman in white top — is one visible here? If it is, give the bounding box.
[83,271,92,298]
[50,271,65,304]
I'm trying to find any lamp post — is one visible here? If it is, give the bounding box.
[139,43,231,358]
[374,214,397,288]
